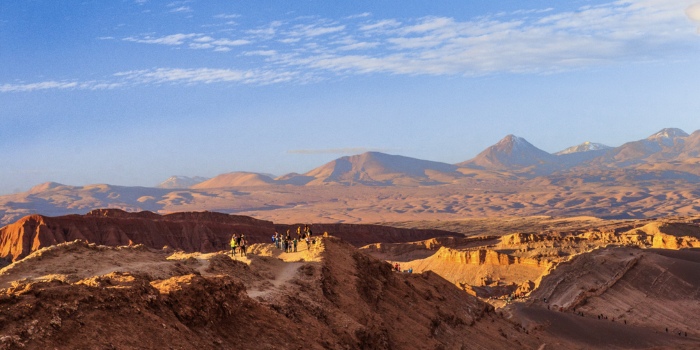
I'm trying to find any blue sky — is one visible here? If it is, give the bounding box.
[1,0,699,194]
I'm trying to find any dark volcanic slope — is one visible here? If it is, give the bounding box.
[0,209,455,262]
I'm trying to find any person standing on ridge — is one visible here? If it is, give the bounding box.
[230,234,238,256]
[239,235,247,257]
[293,237,298,252]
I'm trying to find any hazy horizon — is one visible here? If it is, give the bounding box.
[2,0,699,195]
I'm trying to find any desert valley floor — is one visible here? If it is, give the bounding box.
[0,209,698,349]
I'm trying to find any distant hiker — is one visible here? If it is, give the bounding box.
[305,236,311,250]
[239,235,247,257]
[409,268,413,273]
[297,226,301,238]
[230,234,238,256]
[394,263,399,271]
[293,238,298,252]
[274,231,280,249]
[598,316,600,320]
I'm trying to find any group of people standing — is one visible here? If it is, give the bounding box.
[228,225,315,258]
[273,225,314,253]
[229,234,247,257]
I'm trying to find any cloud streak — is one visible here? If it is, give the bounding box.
[286,147,399,155]
[3,0,699,92]
[0,68,305,92]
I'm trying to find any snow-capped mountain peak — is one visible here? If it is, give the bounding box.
[555,141,612,155]
[647,128,688,140]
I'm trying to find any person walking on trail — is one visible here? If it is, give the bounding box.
[230,234,238,256]
[239,235,247,257]
[305,235,311,251]
[293,238,298,252]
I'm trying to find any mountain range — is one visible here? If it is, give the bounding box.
[177,128,700,187]
[2,127,699,225]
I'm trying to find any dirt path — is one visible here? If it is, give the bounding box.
[248,261,303,299]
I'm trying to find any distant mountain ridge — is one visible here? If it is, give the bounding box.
[191,172,276,188]
[157,176,209,189]
[555,142,612,155]
[456,135,558,171]
[458,128,699,175]
[1,127,699,225]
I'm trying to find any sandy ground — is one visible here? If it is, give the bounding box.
[4,179,700,225]
[1,215,700,349]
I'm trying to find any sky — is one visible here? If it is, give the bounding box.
[1,0,699,194]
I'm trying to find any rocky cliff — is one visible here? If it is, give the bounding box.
[435,247,550,268]
[0,209,456,263]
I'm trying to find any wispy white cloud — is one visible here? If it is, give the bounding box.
[97,36,114,40]
[267,0,699,76]
[359,19,401,31]
[193,36,215,42]
[5,0,699,93]
[214,13,240,19]
[686,2,700,33]
[243,50,277,56]
[0,67,303,93]
[337,42,379,51]
[0,81,79,92]
[285,24,345,37]
[0,81,123,92]
[247,21,283,37]
[345,12,371,19]
[115,68,301,85]
[286,147,398,155]
[211,38,251,46]
[123,33,251,50]
[189,43,213,49]
[170,6,192,13]
[124,33,198,45]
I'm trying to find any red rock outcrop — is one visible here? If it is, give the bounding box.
[0,209,456,263]
[274,223,454,246]
[435,247,550,268]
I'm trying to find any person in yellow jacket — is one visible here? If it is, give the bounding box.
[230,234,238,256]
